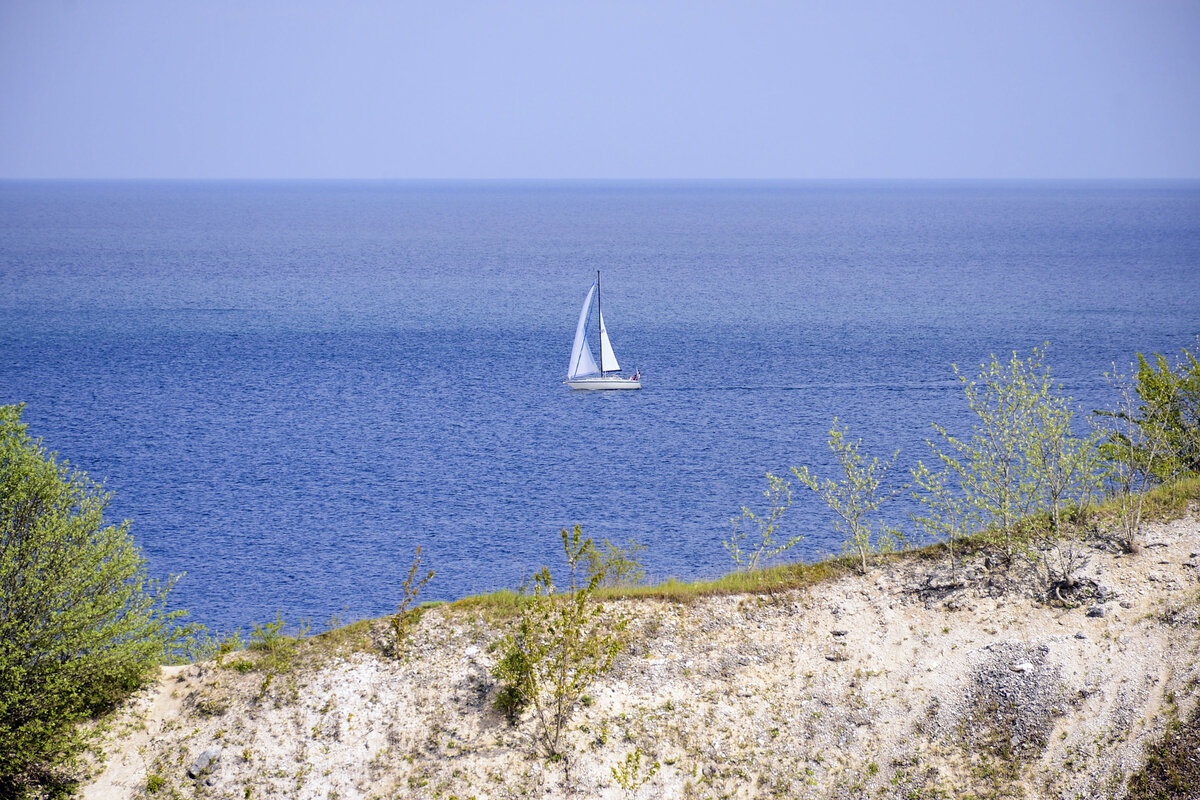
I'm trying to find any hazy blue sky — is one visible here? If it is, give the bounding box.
[2,1,1198,179]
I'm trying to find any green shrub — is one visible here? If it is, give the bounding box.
[492,525,628,759]
[583,537,646,588]
[1131,346,1200,480]
[725,472,800,571]
[389,546,434,657]
[793,419,905,573]
[0,404,177,796]
[918,346,1102,568]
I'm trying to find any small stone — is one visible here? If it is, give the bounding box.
[1075,631,1087,640]
[1120,601,1134,609]
[831,630,848,637]
[1086,605,1106,618]
[464,645,479,657]
[187,748,222,779]
[1011,662,1034,674]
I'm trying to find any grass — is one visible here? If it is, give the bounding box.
[1126,696,1200,800]
[1096,475,1200,525]
[441,477,1200,619]
[444,557,860,620]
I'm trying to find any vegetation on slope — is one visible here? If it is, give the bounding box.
[2,340,1198,796]
[0,405,178,798]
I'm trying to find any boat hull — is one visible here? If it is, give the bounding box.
[566,376,642,391]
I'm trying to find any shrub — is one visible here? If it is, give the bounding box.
[725,472,800,572]
[1130,346,1200,480]
[584,537,646,588]
[389,546,434,657]
[0,404,176,796]
[492,525,628,760]
[793,419,905,573]
[920,346,1101,569]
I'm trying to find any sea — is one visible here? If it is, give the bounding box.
[2,180,1198,635]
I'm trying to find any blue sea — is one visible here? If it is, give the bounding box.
[2,180,1198,634]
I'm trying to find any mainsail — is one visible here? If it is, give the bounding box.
[567,282,600,379]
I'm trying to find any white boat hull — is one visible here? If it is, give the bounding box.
[566,376,642,391]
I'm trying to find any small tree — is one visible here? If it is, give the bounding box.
[583,538,646,589]
[1027,385,1104,537]
[389,546,434,656]
[1098,366,1177,551]
[724,472,800,572]
[921,346,1104,592]
[1023,371,1104,592]
[926,347,1055,560]
[492,525,627,762]
[1130,347,1200,480]
[910,460,979,577]
[793,420,905,573]
[0,404,176,796]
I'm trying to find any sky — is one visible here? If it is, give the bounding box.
[1,0,1198,180]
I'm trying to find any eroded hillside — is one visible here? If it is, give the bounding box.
[84,513,1200,800]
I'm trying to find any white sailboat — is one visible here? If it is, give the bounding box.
[566,272,642,390]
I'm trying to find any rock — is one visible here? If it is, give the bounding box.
[1011,662,1034,674]
[831,629,848,637]
[1086,605,1106,618]
[1075,631,1087,640]
[187,748,222,779]
[1120,600,1135,609]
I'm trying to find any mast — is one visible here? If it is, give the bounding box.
[596,269,604,373]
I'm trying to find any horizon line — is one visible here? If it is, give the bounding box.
[3,176,1199,184]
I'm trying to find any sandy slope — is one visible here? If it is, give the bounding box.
[83,513,1200,799]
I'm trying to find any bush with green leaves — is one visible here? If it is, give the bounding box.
[389,546,434,656]
[793,419,905,573]
[492,525,628,761]
[1129,346,1200,480]
[725,472,800,571]
[0,404,177,796]
[916,347,1102,564]
[611,746,660,796]
[584,537,646,588]
[911,346,1104,596]
[1098,346,1200,534]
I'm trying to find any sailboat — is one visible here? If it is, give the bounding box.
[566,271,642,390]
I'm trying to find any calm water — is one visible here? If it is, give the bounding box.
[2,180,1198,633]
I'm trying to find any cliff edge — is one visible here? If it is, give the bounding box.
[83,512,1200,799]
